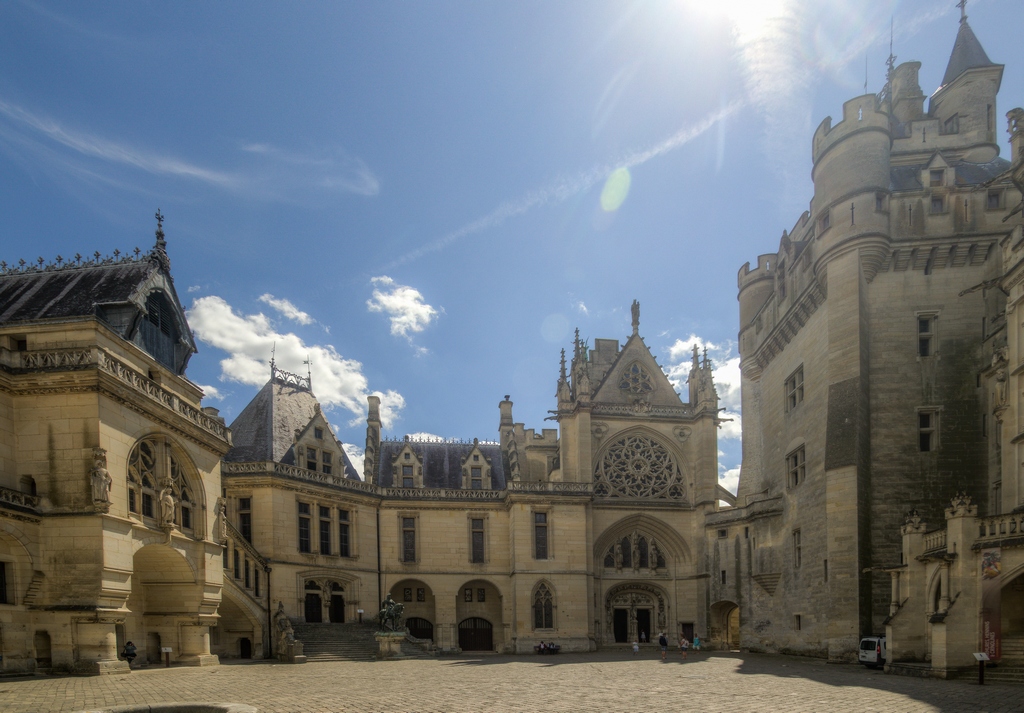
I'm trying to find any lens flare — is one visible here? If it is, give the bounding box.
[600,167,631,212]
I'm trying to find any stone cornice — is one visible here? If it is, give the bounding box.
[741,278,827,379]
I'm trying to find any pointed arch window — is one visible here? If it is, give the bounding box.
[533,584,554,630]
[126,437,201,536]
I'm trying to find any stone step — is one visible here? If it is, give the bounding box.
[289,622,432,661]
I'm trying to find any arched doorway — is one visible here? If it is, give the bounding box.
[329,583,345,623]
[604,584,668,645]
[128,544,201,665]
[1000,570,1024,661]
[406,617,434,641]
[458,618,493,651]
[390,579,436,636]
[304,581,323,623]
[710,600,740,650]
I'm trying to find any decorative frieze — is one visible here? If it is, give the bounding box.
[0,485,41,512]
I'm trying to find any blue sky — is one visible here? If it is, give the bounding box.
[2,0,1021,490]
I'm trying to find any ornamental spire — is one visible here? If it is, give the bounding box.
[151,209,171,271]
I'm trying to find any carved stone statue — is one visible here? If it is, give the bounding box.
[631,299,640,334]
[995,369,1008,406]
[275,602,295,644]
[630,532,640,572]
[613,541,623,569]
[649,540,660,570]
[217,497,228,544]
[90,447,112,506]
[159,486,175,528]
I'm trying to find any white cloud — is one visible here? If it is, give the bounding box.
[187,295,404,429]
[342,443,365,480]
[366,276,439,341]
[664,334,741,441]
[405,432,445,441]
[573,300,589,316]
[187,285,201,293]
[719,466,740,496]
[259,293,314,325]
[197,384,224,401]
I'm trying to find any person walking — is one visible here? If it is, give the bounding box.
[121,641,137,669]
[679,635,690,660]
[632,640,639,656]
[693,634,701,652]
[658,632,668,661]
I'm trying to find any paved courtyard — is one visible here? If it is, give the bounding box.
[0,650,1019,713]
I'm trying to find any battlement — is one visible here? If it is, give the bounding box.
[738,253,777,291]
[520,426,559,447]
[812,95,890,166]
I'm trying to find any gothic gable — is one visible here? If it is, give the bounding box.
[590,334,685,408]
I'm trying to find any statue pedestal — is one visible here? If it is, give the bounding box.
[375,631,407,659]
[277,640,306,664]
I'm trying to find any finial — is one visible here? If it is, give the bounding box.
[151,208,170,270]
[957,0,967,23]
[885,17,896,82]
[559,348,567,381]
[691,344,700,366]
[630,299,640,336]
[270,342,276,374]
[304,355,312,388]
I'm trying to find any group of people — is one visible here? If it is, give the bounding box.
[632,632,701,660]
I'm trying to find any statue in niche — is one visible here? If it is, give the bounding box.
[159,485,175,528]
[630,532,640,572]
[995,369,1008,406]
[649,540,660,570]
[90,447,112,507]
[613,541,623,569]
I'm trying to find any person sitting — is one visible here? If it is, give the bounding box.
[121,641,137,668]
[539,641,547,654]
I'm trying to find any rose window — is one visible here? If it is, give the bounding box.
[594,434,684,499]
[619,362,654,394]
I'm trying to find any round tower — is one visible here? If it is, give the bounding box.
[737,254,776,330]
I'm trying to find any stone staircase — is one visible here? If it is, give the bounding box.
[291,622,433,662]
[986,637,1024,684]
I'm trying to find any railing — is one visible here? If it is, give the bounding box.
[225,520,269,567]
[923,529,947,553]
[222,521,268,610]
[222,461,378,494]
[0,485,40,512]
[381,487,504,501]
[976,513,1024,544]
[97,351,229,441]
[507,481,592,494]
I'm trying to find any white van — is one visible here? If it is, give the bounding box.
[858,636,887,668]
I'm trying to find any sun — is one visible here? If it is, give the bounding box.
[677,0,790,39]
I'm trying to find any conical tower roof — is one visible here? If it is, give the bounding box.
[940,18,997,88]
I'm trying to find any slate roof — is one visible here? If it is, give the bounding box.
[225,376,361,480]
[940,20,998,88]
[376,439,508,490]
[890,157,1010,192]
[0,259,156,324]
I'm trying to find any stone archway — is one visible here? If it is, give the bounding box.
[710,600,740,650]
[390,579,436,637]
[604,583,668,645]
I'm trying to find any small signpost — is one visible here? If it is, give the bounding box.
[357,609,364,624]
[973,652,989,685]
[161,646,172,668]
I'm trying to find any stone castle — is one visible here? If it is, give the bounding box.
[0,8,1021,678]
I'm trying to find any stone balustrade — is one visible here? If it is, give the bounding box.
[975,512,1024,544]
[923,529,947,553]
[0,485,40,512]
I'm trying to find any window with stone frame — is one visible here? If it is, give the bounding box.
[786,446,806,488]
[306,446,318,471]
[321,450,333,475]
[0,561,8,604]
[401,516,416,562]
[470,518,485,563]
[793,529,802,568]
[785,366,804,412]
[534,511,549,560]
[319,506,332,555]
[917,314,937,357]
[930,169,945,187]
[918,409,940,452]
[533,583,554,629]
[988,190,1002,210]
[339,509,351,557]
[237,497,252,543]
[298,502,312,553]
[930,196,944,214]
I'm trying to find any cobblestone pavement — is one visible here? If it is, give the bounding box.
[0,650,1021,713]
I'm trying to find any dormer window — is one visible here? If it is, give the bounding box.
[140,291,180,372]
[402,465,414,488]
[462,449,492,490]
[930,169,944,187]
[306,447,318,471]
[314,427,324,440]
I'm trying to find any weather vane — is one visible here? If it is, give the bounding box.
[957,0,967,23]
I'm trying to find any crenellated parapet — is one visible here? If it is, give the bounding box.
[811,95,890,168]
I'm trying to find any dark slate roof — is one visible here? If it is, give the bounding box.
[0,259,155,324]
[225,376,361,480]
[940,20,998,88]
[890,157,1010,192]
[376,439,507,490]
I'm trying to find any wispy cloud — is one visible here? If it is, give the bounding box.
[0,98,380,201]
[197,383,225,401]
[259,293,314,325]
[366,276,439,346]
[187,295,405,429]
[386,102,742,268]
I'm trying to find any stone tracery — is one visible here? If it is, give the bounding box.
[619,362,654,394]
[593,433,684,499]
